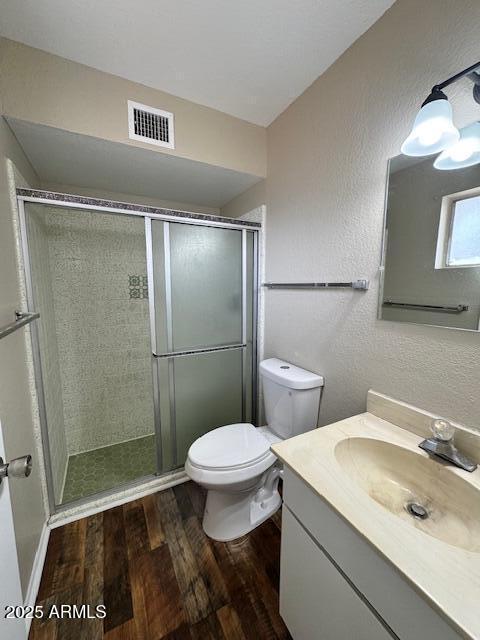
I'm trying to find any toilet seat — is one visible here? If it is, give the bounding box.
[186,423,276,487]
[188,423,272,470]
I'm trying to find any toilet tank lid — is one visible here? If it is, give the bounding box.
[260,358,324,390]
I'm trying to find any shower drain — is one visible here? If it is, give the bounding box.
[405,502,429,520]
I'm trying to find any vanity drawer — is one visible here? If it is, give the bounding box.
[282,467,461,640]
[280,506,394,640]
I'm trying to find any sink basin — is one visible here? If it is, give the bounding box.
[335,437,480,553]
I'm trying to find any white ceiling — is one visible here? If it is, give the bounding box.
[0,0,395,126]
[7,118,260,208]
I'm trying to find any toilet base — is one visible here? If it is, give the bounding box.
[202,470,282,541]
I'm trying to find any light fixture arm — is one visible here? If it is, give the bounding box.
[402,61,480,164]
[430,60,480,105]
[468,72,480,105]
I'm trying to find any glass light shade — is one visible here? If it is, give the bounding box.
[401,98,460,156]
[433,121,480,170]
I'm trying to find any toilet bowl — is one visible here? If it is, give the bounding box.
[185,358,324,541]
[185,423,281,541]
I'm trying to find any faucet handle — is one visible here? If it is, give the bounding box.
[431,419,455,442]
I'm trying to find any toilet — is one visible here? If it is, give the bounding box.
[185,358,324,541]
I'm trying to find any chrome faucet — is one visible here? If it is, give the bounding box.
[419,419,477,473]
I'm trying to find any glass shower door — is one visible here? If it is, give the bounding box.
[148,220,255,471]
[23,202,157,508]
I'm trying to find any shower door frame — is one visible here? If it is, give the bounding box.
[146,219,256,470]
[17,192,260,515]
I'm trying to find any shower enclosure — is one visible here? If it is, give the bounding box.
[18,193,258,513]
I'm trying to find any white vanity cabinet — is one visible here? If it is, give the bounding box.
[280,468,462,640]
[281,507,393,640]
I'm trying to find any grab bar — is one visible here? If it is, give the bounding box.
[0,311,40,340]
[383,300,468,313]
[263,279,369,290]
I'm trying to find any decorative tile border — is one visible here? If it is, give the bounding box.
[16,188,261,228]
[129,275,149,299]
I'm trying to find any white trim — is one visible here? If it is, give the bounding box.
[49,470,189,528]
[24,523,50,633]
[127,100,175,149]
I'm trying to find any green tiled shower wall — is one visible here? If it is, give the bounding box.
[26,204,156,504]
[27,208,69,504]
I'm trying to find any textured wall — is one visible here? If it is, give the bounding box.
[31,206,155,455]
[221,179,266,218]
[265,0,480,430]
[26,208,68,502]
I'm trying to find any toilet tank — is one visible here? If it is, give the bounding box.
[260,358,324,439]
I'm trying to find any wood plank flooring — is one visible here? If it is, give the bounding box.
[29,482,291,640]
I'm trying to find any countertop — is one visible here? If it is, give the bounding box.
[272,411,480,640]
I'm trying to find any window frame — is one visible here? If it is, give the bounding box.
[435,186,480,270]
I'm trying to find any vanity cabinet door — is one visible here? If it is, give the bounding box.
[280,507,394,640]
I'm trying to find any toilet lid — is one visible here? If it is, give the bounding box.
[188,423,271,470]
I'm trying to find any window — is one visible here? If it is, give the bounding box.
[447,194,480,266]
[436,189,480,269]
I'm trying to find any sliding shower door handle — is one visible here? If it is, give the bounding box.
[153,343,246,358]
[0,455,33,484]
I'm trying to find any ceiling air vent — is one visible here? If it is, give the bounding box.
[127,100,175,149]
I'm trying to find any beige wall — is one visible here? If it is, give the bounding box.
[265,0,480,430]
[221,179,266,218]
[0,117,46,597]
[0,37,266,178]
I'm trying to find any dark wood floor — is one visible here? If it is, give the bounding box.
[29,481,291,640]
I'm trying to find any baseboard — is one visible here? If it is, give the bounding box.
[24,522,50,632]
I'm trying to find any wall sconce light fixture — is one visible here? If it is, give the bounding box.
[402,61,480,169]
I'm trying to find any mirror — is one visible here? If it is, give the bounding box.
[379,155,480,330]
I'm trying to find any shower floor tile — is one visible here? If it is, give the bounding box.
[62,434,157,503]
